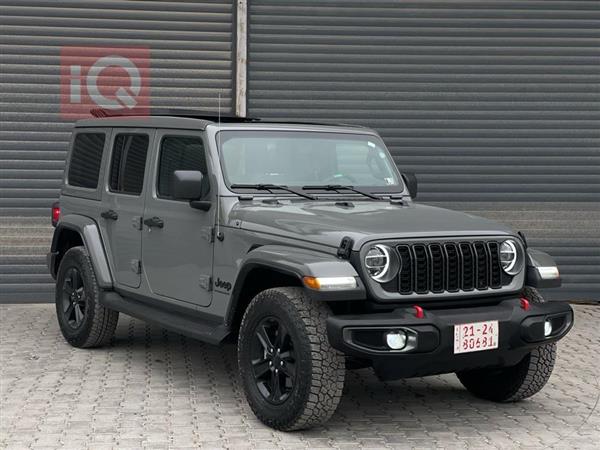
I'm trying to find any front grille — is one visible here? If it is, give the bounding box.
[396,241,504,295]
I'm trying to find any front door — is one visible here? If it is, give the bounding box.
[100,129,153,288]
[142,130,215,307]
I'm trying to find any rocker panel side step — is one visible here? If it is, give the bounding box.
[100,291,229,345]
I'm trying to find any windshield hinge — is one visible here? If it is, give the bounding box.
[388,196,405,206]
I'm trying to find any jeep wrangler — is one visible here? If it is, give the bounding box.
[48,110,573,431]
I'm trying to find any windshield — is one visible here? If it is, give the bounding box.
[218,131,403,192]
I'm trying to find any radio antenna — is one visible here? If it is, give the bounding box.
[215,91,222,241]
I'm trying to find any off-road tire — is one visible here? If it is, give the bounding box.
[456,286,556,402]
[238,287,345,431]
[55,246,119,348]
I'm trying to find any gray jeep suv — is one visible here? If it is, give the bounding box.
[48,110,573,431]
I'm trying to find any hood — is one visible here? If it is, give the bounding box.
[227,200,515,249]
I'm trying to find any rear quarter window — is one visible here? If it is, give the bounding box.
[109,133,149,195]
[68,132,106,189]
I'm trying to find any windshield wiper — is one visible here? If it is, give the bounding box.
[230,183,316,200]
[302,184,381,200]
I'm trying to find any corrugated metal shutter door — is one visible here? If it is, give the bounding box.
[248,0,600,300]
[0,0,235,302]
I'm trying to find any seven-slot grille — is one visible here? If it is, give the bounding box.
[396,241,503,295]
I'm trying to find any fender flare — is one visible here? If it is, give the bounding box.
[50,214,113,289]
[225,245,366,326]
[525,248,561,289]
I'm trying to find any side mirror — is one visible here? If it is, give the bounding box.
[173,170,204,199]
[173,170,211,211]
[401,173,418,199]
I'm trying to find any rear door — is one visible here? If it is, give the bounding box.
[99,129,153,288]
[142,130,215,307]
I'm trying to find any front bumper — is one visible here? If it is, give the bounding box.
[326,298,573,380]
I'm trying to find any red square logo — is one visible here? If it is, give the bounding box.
[60,46,150,119]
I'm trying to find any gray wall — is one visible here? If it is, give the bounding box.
[1,0,598,302]
[0,0,235,302]
[247,0,600,300]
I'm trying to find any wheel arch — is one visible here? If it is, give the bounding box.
[224,244,364,333]
[49,214,113,289]
[225,262,302,334]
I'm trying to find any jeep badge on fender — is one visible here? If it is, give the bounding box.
[215,278,232,292]
[48,109,573,431]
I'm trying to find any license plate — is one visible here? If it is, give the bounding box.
[454,320,498,354]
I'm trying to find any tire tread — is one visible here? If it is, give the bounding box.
[238,287,345,431]
[457,286,557,402]
[56,246,118,348]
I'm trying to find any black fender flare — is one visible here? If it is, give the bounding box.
[49,214,113,289]
[224,245,366,327]
[525,248,561,289]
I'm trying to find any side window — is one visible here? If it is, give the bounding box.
[157,136,209,199]
[109,134,149,195]
[68,133,105,189]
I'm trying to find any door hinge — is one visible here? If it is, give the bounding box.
[199,275,212,291]
[130,259,141,274]
[131,216,143,230]
[201,226,214,243]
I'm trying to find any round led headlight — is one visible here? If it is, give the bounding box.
[364,244,399,283]
[500,239,520,275]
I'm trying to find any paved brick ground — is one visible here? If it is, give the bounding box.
[1,304,598,449]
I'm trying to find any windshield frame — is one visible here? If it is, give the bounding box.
[215,129,406,197]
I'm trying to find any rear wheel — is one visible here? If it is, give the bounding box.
[456,287,557,402]
[55,246,119,348]
[238,287,345,431]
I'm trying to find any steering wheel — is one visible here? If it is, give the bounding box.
[323,174,357,184]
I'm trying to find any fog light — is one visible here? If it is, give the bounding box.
[385,330,407,350]
[544,320,553,337]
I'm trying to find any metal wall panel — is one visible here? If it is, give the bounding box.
[248,0,600,300]
[0,0,234,302]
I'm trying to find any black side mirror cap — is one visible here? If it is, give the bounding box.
[189,200,211,211]
[173,170,204,200]
[401,173,418,199]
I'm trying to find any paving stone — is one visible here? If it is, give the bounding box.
[1,304,598,449]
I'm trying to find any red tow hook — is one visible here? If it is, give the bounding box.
[520,297,530,311]
[413,305,424,319]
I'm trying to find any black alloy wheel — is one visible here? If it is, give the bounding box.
[61,267,87,329]
[55,246,119,348]
[238,287,345,430]
[251,316,296,404]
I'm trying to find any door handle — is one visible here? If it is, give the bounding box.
[100,209,118,220]
[143,216,164,229]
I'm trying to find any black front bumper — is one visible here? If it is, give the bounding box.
[326,298,573,380]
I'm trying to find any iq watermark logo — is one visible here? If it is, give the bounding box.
[60,46,150,118]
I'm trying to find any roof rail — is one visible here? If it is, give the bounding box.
[88,108,366,129]
[89,108,257,122]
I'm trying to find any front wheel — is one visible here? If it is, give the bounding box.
[238,287,345,431]
[456,287,557,402]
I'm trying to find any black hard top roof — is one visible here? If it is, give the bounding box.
[87,108,366,129]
